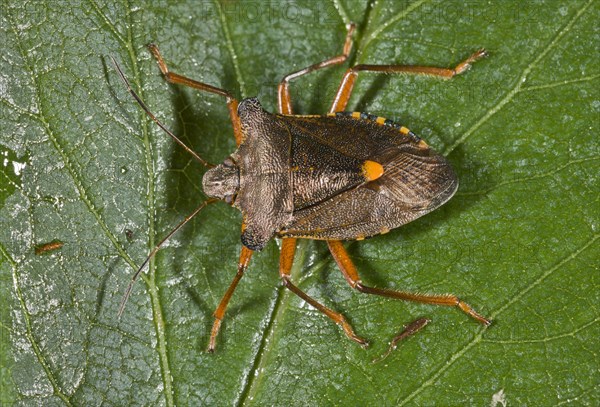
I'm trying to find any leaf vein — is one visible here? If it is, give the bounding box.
[457,157,600,196]
[521,74,600,92]
[120,1,175,405]
[482,317,599,344]
[396,233,599,405]
[87,0,128,48]
[214,0,247,97]
[359,0,430,58]
[444,0,596,155]
[0,245,73,406]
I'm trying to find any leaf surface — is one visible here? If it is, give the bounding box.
[1,0,598,405]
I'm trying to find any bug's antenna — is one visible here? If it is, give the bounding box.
[110,56,215,168]
[118,198,218,318]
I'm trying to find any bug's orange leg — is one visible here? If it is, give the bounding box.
[207,246,253,352]
[148,44,244,146]
[327,240,491,325]
[279,238,368,346]
[277,23,355,114]
[330,49,488,112]
[372,317,430,363]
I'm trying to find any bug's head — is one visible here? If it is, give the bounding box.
[202,157,240,204]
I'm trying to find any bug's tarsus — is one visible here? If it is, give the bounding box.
[109,56,214,168]
[372,317,431,364]
[457,300,492,326]
[453,48,488,75]
[117,198,218,318]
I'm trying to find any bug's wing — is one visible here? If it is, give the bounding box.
[279,115,458,240]
[280,154,458,240]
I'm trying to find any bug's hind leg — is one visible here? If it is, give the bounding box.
[148,44,244,146]
[277,23,355,114]
[279,238,368,346]
[208,247,254,352]
[330,48,488,112]
[327,241,491,325]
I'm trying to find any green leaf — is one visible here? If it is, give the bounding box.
[1,0,598,405]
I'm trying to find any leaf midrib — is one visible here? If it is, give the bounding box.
[113,1,175,405]
[397,234,599,406]
[443,0,596,156]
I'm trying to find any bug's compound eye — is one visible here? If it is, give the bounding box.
[237,97,262,116]
[202,162,240,201]
[224,194,236,205]
[222,157,236,168]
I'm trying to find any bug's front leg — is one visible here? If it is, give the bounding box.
[208,246,253,352]
[327,240,491,325]
[148,44,244,146]
[279,238,368,346]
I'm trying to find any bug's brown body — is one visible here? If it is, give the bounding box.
[113,22,490,352]
[204,100,457,250]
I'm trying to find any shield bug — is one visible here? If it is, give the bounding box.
[112,23,491,352]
